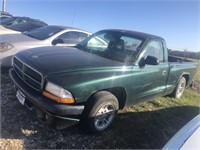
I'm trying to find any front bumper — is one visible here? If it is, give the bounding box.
[9,68,84,123]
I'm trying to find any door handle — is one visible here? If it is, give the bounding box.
[162,70,167,76]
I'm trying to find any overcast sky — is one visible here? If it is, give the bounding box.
[1,0,199,52]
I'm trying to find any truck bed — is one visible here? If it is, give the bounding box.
[165,55,198,95]
[168,55,193,63]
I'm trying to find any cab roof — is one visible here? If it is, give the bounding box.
[100,29,164,40]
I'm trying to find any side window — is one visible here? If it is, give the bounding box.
[78,32,89,42]
[143,40,164,62]
[58,31,88,45]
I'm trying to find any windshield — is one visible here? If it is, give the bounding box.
[23,26,64,40]
[6,22,45,32]
[78,30,145,62]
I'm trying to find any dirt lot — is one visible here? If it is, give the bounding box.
[0,70,199,149]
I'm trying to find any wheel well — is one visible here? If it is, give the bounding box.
[105,87,127,109]
[84,87,127,114]
[87,87,127,109]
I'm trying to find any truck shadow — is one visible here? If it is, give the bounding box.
[103,105,200,149]
[1,99,199,149]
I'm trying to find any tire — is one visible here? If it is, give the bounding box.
[172,77,186,98]
[81,91,119,133]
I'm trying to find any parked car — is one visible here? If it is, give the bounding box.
[0,21,47,34]
[0,16,47,34]
[0,16,27,26]
[163,114,200,150]
[0,16,46,26]
[0,25,91,67]
[0,11,12,20]
[9,29,198,133]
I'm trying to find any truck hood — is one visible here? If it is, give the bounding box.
[16,46,123,75]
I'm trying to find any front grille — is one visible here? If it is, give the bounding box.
[13,57,43,91]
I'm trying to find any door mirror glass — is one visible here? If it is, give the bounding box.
[145,55,159,65]
[52,38,64,45]
[139,55,159,67]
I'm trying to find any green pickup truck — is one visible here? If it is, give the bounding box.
[9,29,198,133]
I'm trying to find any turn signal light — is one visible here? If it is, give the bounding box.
[43,91,75,104]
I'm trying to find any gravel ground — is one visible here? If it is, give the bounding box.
[0,71,105,149]
[1,70,199,149]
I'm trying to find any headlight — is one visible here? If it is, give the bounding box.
[0,42,14,52]
[43,82,75,104]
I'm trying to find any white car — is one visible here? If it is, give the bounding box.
[0,25,91,67]
[0,22,47,34]
[163,114,200,150]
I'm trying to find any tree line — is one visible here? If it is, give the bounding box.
[168,49,200,60]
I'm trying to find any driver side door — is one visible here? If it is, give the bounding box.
[130,40,169,104]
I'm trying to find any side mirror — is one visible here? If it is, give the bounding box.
[145,55,159,65]
[139,55,159,67]
[52,38,64,46]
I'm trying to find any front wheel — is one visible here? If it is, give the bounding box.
[172,77,186,98]
[81,91,119,133]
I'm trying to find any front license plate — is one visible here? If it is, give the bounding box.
[16,90,25,105]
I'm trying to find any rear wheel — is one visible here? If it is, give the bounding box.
[81,91,119,133]
[172,77,186,98]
